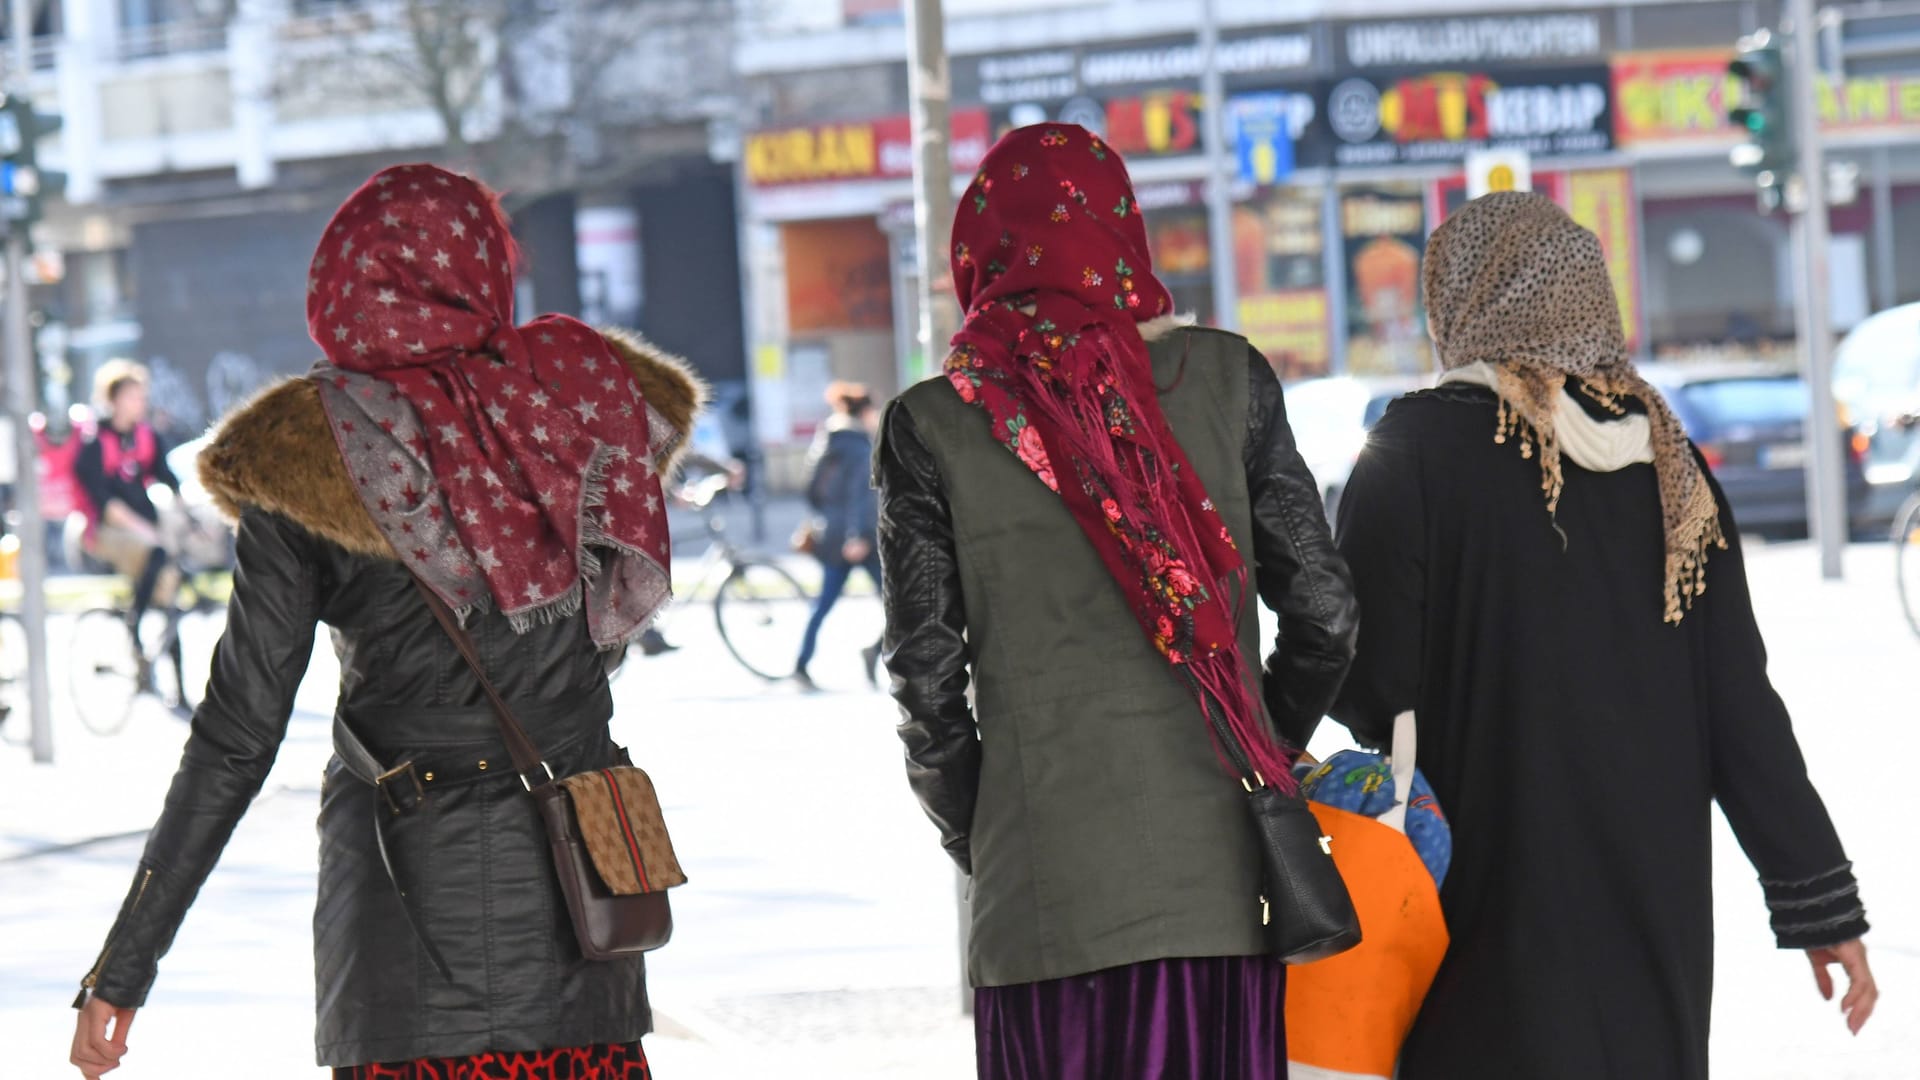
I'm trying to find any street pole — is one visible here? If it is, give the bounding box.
[905,0,959,373]
[1198,0,1238,331]
[5,225,48,764]
[903,0,970,1017]
[5,0,52,762]
[1787,0,1847,580]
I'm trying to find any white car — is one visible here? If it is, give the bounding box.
[1283,375,1431,522]
[1833,303,1920,523]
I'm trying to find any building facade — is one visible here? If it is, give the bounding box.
[735,0,1920,461]
[17,0,749,451]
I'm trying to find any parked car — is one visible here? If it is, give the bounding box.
[1284,374,1428,521]
[1641,365,1872,538]
[1833,303,1920,523]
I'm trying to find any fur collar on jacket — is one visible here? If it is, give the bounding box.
[196,327,708,562]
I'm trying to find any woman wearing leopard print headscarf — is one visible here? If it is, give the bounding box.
[1326,192,1875,1079]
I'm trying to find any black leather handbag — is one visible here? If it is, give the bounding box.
[1204,698,1363,964]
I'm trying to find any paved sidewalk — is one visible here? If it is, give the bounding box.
[1,539,1915,1078]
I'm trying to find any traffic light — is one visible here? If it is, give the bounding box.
[0,93,63,229]
[1727,30,1793,210]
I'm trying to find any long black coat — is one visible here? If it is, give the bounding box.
[77,331,706,1067]
[1330,385,1867,1080]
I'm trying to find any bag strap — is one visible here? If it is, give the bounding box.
[1198,687,1269,791]
[1381,710,1418,834]
[408,576,553,789]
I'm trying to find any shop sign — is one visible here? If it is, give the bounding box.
[874,110,992,179]
[1465,148,1532,198]
[1336,12,1609,70]
[1231,92,1305,185]
[746,110,990,187]
[960,32,1317,107]
[1614,50,1920,144]
[1611,51,1738,144]
[1324,66,1612,166]
[990,87,1318,164]
[746,121,880,185]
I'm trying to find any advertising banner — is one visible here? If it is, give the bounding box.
[1562,169,1642,351]
[1341,186,1432,375]
[1241,290,1332,381]
[783,219,893,332]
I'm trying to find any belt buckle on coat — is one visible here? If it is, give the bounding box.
[375,760,427,814]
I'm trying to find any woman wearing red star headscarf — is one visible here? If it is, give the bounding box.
[71,165,706,1080]
[875,125,1359,1077]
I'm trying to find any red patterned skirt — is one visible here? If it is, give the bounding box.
[333,1041,650,1079]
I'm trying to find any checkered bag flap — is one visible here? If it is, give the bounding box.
[556,767,688,895]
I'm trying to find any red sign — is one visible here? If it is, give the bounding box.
[747,110,990,187]
[1105,90,1204,157]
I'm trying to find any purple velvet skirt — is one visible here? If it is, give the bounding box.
[974,955,1287,1080]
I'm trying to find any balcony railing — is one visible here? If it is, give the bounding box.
[112,20,230,63]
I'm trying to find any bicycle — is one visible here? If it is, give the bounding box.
[0,608,21,738]
[69,566,230,736]
[659,473,813,680]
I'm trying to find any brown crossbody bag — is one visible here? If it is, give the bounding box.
[413,577,685,960]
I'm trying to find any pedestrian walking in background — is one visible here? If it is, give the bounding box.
[875,124,1358,1079]
[792,381,882,691]
[70,164,706,1080]
[73,362,190,714]
[1329,192,1877,1080]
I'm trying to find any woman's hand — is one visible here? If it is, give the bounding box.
[1807,938,1878,1035]
[70,995,136,1077]
[843,538,873,563]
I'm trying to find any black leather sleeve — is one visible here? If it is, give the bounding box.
[873,399,980,874]
[82,509,321,1008]
[1244,353,1361,750]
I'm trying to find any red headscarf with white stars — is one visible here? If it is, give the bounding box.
[307,164,671,647]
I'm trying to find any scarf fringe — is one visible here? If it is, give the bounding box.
[1483,364,1726,625]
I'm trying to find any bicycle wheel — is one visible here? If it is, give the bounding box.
[1895,493,1920,640]
[714,559,814,681]
[69,608,147,736]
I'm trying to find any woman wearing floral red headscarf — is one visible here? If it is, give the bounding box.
[876,125,1359,1077]
[71,165,706,1080]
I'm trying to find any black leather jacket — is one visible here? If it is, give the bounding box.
[76,328,704,1066]
[80,511,650,1066]
[876,353,1360,872]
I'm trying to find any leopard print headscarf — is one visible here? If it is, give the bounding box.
[1424,191,1724,623]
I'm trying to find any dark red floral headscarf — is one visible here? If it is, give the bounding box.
[946,125,1294,790]
[307,164,671,647]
